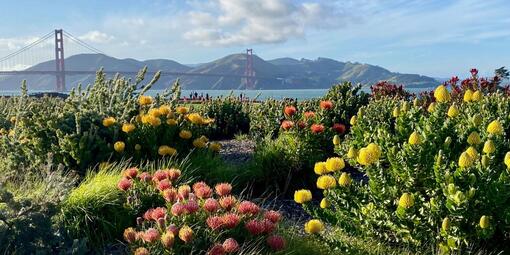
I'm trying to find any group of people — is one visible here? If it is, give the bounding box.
[182,91,251,102]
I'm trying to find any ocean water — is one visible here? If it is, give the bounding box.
[0,87,435,100]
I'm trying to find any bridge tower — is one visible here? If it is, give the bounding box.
[54,29,65,92]
[244,49,255,90]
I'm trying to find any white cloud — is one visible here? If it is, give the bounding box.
[78,30,115,43]
[0,36,48,50]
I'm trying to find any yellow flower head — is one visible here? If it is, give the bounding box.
[316,175,337,189]
[447,105,459,118]
[320,198,330,209]
[122,123,136,133]
[458,151,474,168]
[466,146,479,160]
[408,131,422,145]
[187,113,204,125]
[304,219,324,234]
[333,135,341,146]
[325,157,345,172]
[463,89,473,102]
[176,106,189,115]
[138,95,153,106]
[479,215,490,229]
[114,141,125,153]
[158,145,177,156]
[159,105,172,115]
[347,147,358,159]
[350,116,357,126]
[314,162,328,175]
[209,142,222,152]
[367,143,381,158]
[467,132,481,145]
[504,152,510,169]
[434,85,450,102]
[142,115,161,127]
[294,189,312,204]
[179,130,192,139]
[102,117,116,127]
[427,102,436,113]
[471,90,483,102]
[149,108,163,118]
[398,193,414,209]
[442,217,451,231]
[166,119,178,126]
[487,120,504,135]
[338,172,352,187]
[392,107,400,118]
[357,144,381,166]
[192,138,206,148]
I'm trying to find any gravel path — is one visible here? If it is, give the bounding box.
[217,139,256,165]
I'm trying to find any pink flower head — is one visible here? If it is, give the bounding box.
[281,120,294,130]
[310,124,325,134]
[192,181,209,192]
[470,68,479,76]
[264,210,281,223]
[267,235,286,251]
[332,123,346,134]
[143,208,154,221]
[171,202,186,216]
[184,200,200,214]
[178,185,191,199]
[214,183,232,196]
[204,198,220,213]
[167,168,181,181]
[320,100,333,110]
[219,196,237,211]
[124,167,139,179]
[222,213,240,229]
[117,177,132,191]
[163,188,178,203]
[304,111,316,119]
[262,219,276,233]
[138,172,152,182]
[222,238,239,253]
[245,220,265,235]
[142,228,160,243]
[157,179,172,191]
[207,244,226,255]
[151,207,167,221]
[237,201,260,215]
[166,224,179,236]
[284,106,297,116]
[195,185,213,199]
[207,216,225,231]
[152,169,168,182]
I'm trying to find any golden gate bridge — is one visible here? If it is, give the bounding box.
[0,29,257,92]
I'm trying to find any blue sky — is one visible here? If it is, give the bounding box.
[1,0,509,78]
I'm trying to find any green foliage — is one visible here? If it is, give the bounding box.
[200,95,250,139]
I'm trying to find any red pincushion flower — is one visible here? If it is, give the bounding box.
[222,238,239,253]
[195,186,213,199]
[151,207,167,221]
[215,183,232,196]
[157,179,172,191]
[310,124,325,134]
[237,201,260,215]
[297,121,307,129]
[267,235,286,251]
[123,167,138,179]
[204,198,220,213]
[284,106,297,116]
[142,228,160,243]
[304,111,315,119]
[171,202,186,216]
[245,220,265,235]
[264,210,281,223]
[332,123,346,134]
[262,219,276,233]
[166,168,181,181]
[281,120,294,130]
[117,177,132,191]
[207,216,225,230]
[138,172,151,182]
[152,170,168,182]
[320,100,333,110]
[163,188,178,203]
[219,196,237,211]
[222,213,240,229]
[207,244,226,255]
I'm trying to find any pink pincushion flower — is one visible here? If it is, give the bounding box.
[171,202,186,216]
[143,209,154,221]
[192,181,208,191]
[262,219,276,233]
[157,179,172,191]
[267,235,286,251]
[142,228,160,243]
[222,238,239,253]
[152,169,168,182]
[117,178,132,191]
[310,124,325,134]
[123,167,139,179]
[138,172,152,182]
[163,188,178,203]
[166,224,179,236]
[207,216,225,231]
[264,210,281,223]
[178,185,191,199]
[167,168,181,181]
[245,220,265,235]
[214,183,232,196]
[207,244,226,255]
[237,201,260,215]
[204,198,220,213]
[184,200,199,214]
[219,196,237,211]
[222,213,240,229]
[151,207,167,221]
[195,185,213,199]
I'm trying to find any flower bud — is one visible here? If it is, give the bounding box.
[479,215,490,229]
[333,135,341,146]
[442,217,450,232]
[481,155,490,167]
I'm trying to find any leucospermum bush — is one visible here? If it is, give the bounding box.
[121,179,287,254]
[295,78,510,253]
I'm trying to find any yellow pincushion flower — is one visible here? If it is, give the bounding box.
[408,131,422,145]
[467,132,481,145]
[187,113,204,125]
[325,157,345,172]
[122,123,136,133]
[442,217,450,231]
[138,95,153,106]
[392,107,400,118]
[304,219,324,234]
[114,141,125,153]
[505,152,510,169]
[427,102,436,113]
[447,105,459,118]
[158,145,177,156]
[458,151,474,168]
[159,105,171,115]
[148,116,161,127]
[314,162,328,175]
[179,130,192,139]
[294,189,312,204]
[357,144,381,166]
[367,143,381,158]
[434,85,450,102]
[398,193,414,209]
[176,106,189,114]
[102,117,116,127]
[487,120,504,135]
[479,215,489,229]
[320,198,330,209]
[463,89,473,102]
[471,90,483,102]
[347,147,358,159]
[192,138,206,148]
[316,175,337,189]
[209,142,222,152]
[166,119,178,126]
[333,135,341,146]
[466,146,479,160]
[350,116,357,126]
[148,108,163,118]
[338,172,352,187]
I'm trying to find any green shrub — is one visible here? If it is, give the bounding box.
[200,95,250,139]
